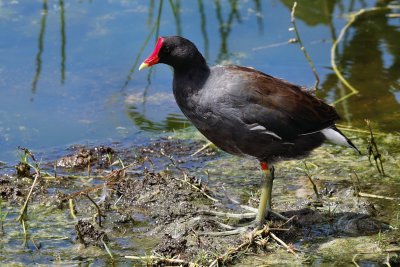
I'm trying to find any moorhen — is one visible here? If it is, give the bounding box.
[139,36,360,233]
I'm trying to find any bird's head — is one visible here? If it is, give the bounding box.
[139,36,202,71]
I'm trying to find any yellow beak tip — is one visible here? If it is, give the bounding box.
[138,62,149,71]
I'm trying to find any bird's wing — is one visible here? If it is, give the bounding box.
[225,66,340,140]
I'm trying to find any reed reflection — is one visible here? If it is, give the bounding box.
[60,0,66,85]
[31,0,48,98]
[31,0,67,98]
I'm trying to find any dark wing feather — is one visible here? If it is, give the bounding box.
[226,66,340,140]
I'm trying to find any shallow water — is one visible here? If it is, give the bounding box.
[0,0,399,162]
[0,0,400,266]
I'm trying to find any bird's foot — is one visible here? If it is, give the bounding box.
[198,209,256,220]
[196,208,289,236]
[237,205,290,221]
[198,207,289,222]
[224,193,289,221]
[196,218,260,236]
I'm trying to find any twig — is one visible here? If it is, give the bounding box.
[53,161,57,178]
[21,219,27,241]
[125,255,193,266]
[85,194,106,227]
[17,167,41,223]
[31,237,42,250]
[0,199,8,235]
[31,237,41,250]
[191,142,213,156]
[269,232,298,256]
[69,198,77,219]
[280,215,297,227]
[385,247,400,252]
[351,170,361,196]
[358,192,399,201]
[87,154,92,178]
[291,2,320,91]
[352,253,360,267]
[209,225,270,267]
[101,236,114,259]
[303,162,320,199]
[365,119,385,176]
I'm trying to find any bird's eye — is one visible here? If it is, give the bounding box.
[163,46,171,54]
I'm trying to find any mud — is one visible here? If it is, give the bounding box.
[0,134,399,266]
[56,146,115,169]
[75,220,109,247]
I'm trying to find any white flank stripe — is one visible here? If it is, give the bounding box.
[262,131,282,140]
[250,125,267,131]
[249,125,282,140]
[321,128,349,147]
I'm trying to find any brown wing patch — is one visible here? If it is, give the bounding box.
[227,65,340,133]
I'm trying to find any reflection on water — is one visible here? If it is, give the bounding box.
[122,0,163,91]
[169,0,182,36]
[59,0,66,84]
[0,0,399,161]
[197,0,209,59]
[318,1,400,130]
[31,0,48,97]
[127,106,189,132]
[281,0,337,27]
[31,0,67,96]
[214,0,241,63]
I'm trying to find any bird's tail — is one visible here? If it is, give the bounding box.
[321,126,361,154]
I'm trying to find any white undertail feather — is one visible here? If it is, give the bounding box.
[321,128,349,147]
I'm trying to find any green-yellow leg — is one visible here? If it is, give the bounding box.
[255,162,274,228]
[198,162,277,236]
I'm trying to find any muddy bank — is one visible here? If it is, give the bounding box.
[0,132,399,266]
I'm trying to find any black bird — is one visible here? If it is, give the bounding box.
[139,36,359,232]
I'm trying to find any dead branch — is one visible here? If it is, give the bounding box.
[366,119,385,175]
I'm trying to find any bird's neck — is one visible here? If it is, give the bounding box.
[172,55,210,96]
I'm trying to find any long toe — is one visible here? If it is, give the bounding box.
[199,220,260,236]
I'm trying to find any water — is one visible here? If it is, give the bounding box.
[1,0,399,162]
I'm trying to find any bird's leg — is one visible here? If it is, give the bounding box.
[255,162,274,229]
[197,162,278,236]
